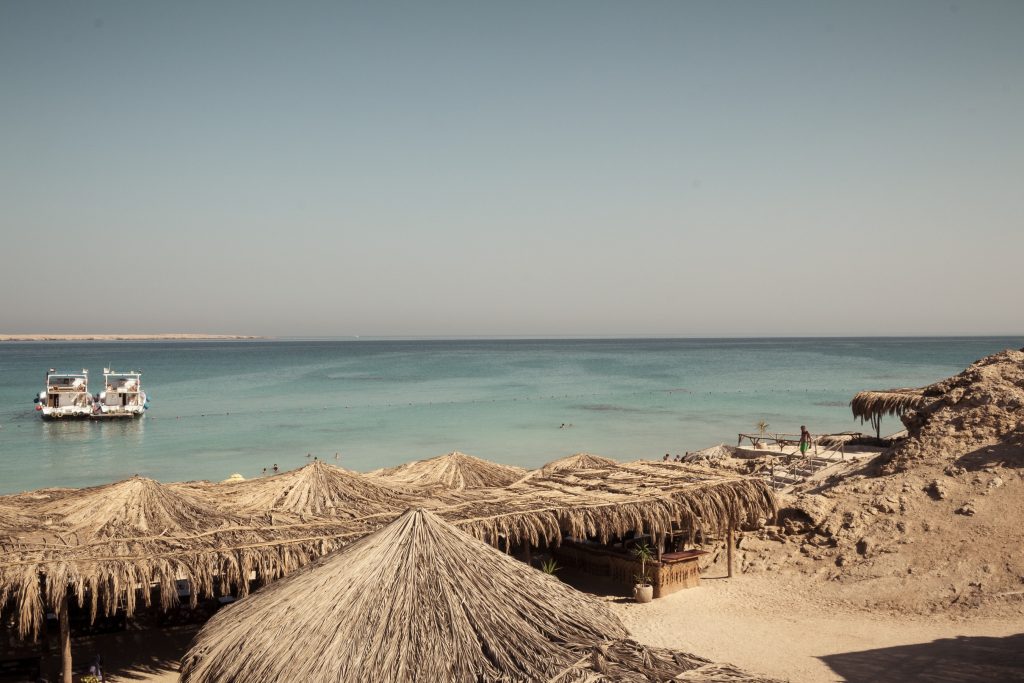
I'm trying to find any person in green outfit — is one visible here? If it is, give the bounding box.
[799,425,812,456]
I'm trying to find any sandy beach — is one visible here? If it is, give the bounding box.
[64,569,1022,683]
[616,572,1024,682]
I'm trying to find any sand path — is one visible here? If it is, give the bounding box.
[612,573,1024,682]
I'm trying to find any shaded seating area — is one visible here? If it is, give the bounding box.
[1,455,776,681]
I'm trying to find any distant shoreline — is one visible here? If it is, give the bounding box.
[0,334,264,342]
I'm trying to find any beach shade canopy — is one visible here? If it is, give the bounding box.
[369,451,526,491]
[0,476,259,637]
[445,460,777,549]
[214,459,412,520]
[849,387,929,428]
[0,474,387,640]
[180,507,776,683]
[538,451,619,474]
[37,475,239,537]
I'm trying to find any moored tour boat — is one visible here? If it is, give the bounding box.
[94,368,148,418]
[35,369,93,419]
[34,368,149,420]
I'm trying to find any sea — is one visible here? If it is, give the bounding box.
[1,337,1021,494]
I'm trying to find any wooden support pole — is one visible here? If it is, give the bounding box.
[58,592,72,683]
[655,532,664,561]
[726,525,735,579]
[523,543,532,566]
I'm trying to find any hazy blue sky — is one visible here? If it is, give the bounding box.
[2,1,1022,337]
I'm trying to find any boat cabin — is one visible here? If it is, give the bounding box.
[101,369,144,408]
[41,369,91,410]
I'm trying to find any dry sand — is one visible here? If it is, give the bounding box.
[614,573,1023,682]
[73,568,1021,683]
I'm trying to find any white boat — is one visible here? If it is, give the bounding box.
[94,368,148,419]
[35,369,94,419]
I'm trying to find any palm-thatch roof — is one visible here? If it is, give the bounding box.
[180,508,777,683]
[369,451,526,491]
[849,388,928,423]
[540,452,619,473]
[682,443,736,464]
[554,639,779,681]
[0,457,775,643]
[0,502,34,538]
[39,475,237,537]
[447,460,776,549]
[0,473,388,639]
[214,460,410,519]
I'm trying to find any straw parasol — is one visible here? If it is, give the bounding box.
[850,387,928,437]
[215,459,411,519]
[539,452,619,473]
[38,475,236,537]
[180,508,776,682]
[370,451,526,491]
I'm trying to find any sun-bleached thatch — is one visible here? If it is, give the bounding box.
[541,452,619,473]
[38,475,237,537]
[215,460,410,519]
[0,502,34,537]
[0,471,392,640]
[0,460,775,645]
[446,460,776,549]
[180,508,777,683]
[554,639,781,682]
[369,451,526,491]
[682,443,736,464]
[850,388,928,423]
[850,387,931,438]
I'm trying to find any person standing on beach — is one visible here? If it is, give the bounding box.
[799,425,812,457]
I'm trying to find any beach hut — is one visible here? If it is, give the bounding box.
[180,507,775,682]
[369,450,527,491]
[850,387,929,438]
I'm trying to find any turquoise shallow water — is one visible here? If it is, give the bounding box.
[1,337,1021,494]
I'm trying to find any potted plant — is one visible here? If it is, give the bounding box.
[755,419,770,448]
[632,542,655,603]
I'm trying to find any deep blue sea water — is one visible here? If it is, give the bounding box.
[1,337,1021,494]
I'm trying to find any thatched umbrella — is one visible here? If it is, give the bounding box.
[370,450,526,491]
[538,451,619,473]
[180,508,775,682]
[0,476,255,682]
[214,460,411,520]
[38,475,237,537]
[849,387,928,437]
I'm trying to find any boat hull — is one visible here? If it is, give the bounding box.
[41,411,145,420]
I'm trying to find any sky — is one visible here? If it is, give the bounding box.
[1,1,1022,337]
